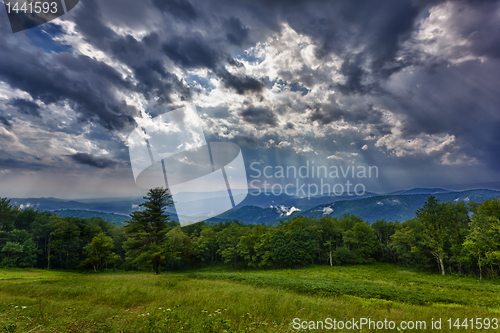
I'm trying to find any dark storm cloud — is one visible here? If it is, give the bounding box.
[133,60,191,103]
[0,116,12,130]
[0,0,195,135]
[0,0,189,134]
[108,34,191,103]
[239,107,278,126]
[307,101,383,126]
[336,56,375,95]
[71,0,117,48]
[443,0,500,59]
[162,36,222,70]
[308,105,343,125]
[0,37,138,131]
[8,98,41,117]
[384,59,500,168]
[254,0,430,93]
[109,34,147,64]
[152,0,198,21]
[66,0,274,130]
[0,0,499,189]
[217,68,264,95]
[225,17,249,46]
[129,0,433,95]
[69,153,118,169]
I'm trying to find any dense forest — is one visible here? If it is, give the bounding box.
[1,188,499,279]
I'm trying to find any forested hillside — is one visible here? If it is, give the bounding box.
[280,189,500,224]
[1,191,499,278]
[53,210,129,226]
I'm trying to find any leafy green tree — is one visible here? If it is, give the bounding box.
[108,225,126,267]
[14,208,38,232]
[464,199,500,278]
[343,222,379,263]
[81,220,103,241]
[444,201,470,274]
[416,196,452,275]
[253,228,275,268]
[31,211,53,268]
[338,214,364,233]
[371,219,399,262]
[124,187,174,274]
[194,227,217,265]
[332,246,356,265]
[165,226,195,269]
[50,215,84,269]
[270,230,288,267]
[271,228,316,268]
[237,225,268,268]
[313,216,343,266]
[390,218,432,269]
[1,229,37,268]
[82,232,117,271]
[217,222,247,268]
[182,221,206,238]
[1,241,23,267]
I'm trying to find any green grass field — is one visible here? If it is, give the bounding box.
[1,264,500,332]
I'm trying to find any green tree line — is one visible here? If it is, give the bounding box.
[1,189,499,278]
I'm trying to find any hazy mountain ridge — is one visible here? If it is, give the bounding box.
[53,210,130,226]
[202,189,499,226]
[6,188,500,226]
[236,191,378,210]
[9,197,144,215]
[275,189,500,225]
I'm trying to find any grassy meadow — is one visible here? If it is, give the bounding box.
[1,264,500,332]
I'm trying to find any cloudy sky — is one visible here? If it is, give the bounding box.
[0,0,499,199]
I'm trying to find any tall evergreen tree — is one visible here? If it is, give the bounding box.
[124,187,174,274]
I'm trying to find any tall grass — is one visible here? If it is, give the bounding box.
[0,264,499,332]
[192,264,500,307]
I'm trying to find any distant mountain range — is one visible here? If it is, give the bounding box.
[10,197,142,215]
[53,210,130,226]
[385,187,452,195]
[235,189,378,209]
[276,188,500,225]
[6,187,500,226]
[206,189,500,226]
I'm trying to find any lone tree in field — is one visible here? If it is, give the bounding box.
[124,187,174,274]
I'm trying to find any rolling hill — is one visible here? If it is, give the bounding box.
[7,188,500,227]
[53,210,130,226]
[274,189,500,225]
